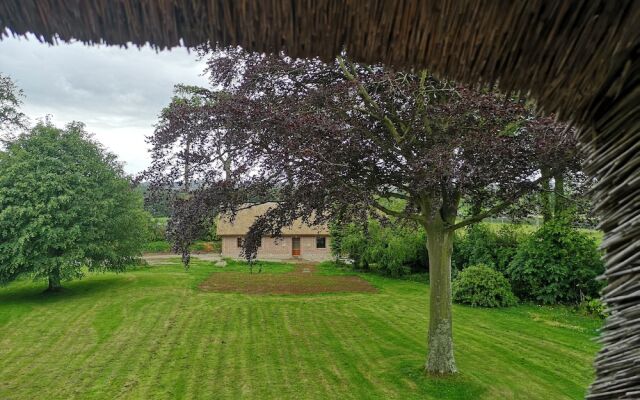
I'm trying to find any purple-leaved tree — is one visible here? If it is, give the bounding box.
[145,48,578,374]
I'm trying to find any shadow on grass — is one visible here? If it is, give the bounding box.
[0,275,129,306]
[400,363,486,400]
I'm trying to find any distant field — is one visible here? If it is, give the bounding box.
[0,259,601,399]
[483,222,603,243]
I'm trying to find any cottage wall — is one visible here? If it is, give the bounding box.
[220,235,331,261]
[299,236,331,261]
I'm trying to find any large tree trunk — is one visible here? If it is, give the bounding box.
[425,222,457,374]
[46,268,62,292]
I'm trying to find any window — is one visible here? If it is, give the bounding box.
[316,237,326,249]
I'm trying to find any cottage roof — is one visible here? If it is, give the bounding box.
[216,203,329,236]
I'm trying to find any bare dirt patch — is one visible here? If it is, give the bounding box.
[199,263,377,295]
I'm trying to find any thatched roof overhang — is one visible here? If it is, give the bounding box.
[1,2,638,399]
[0,1,637,127]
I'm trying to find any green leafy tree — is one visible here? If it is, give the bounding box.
[0,122,150,291]
[506,220,604,304]
[0,73,28,138]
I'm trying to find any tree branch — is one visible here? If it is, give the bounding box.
[370,200,423,223]
[376,191,410,200]
[448,177,545,231]
[337,56,404,144]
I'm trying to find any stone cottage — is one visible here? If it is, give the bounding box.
[217,203,331,261]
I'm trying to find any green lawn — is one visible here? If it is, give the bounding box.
[0,259,601,399]
[144,240,222,253]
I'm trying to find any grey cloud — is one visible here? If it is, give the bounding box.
[0,34,209,173]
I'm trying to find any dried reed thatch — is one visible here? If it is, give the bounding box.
[0,1,638,398]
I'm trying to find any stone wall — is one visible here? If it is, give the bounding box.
[221,235,331,262]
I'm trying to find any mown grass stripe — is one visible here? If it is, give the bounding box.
[0,261,600,399]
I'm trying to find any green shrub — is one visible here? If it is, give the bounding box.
[452,224,523,274]
[332,223,368,268]
[506,220,604,304]
[452,264,518,307]
[452,224,497,272]
[493,225,524,273]
[190,241,221,253]
[147,217,167,242]
[144,240,171,253]
[331,220,427,277]
[578,298,608,319]
[198,221,219,242]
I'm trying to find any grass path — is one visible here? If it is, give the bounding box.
[0,259,600,399]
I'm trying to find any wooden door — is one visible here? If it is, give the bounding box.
[292,237,301,256]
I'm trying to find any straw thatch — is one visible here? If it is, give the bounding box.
[1,1,638,398]
[216,203,329,236]
[1,1,637,127]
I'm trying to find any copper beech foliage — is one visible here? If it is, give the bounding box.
[143,48,578,263]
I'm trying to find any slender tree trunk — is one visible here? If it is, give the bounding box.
[425,221,457,374]
[222,154,232,180]
[541,166,552,223]
[46,268,62,292]
[553,171,565,218]
[183,135,191,192]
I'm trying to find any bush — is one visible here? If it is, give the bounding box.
[578,298,608,319]
[191,241,221,253]
[453,224,497,273]
[331,223,368,268]
[452,224,523,274]
[452,264,518,307]
[147,217,168,242]
[331,220,427,277]
[199,220,219,242]
[506,220,604,304]
[493,225,524,273]
[144,240,171,253]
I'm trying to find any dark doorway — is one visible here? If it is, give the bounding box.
[292,237,301,256]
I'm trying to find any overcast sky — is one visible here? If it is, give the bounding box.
[0,33,209,174]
